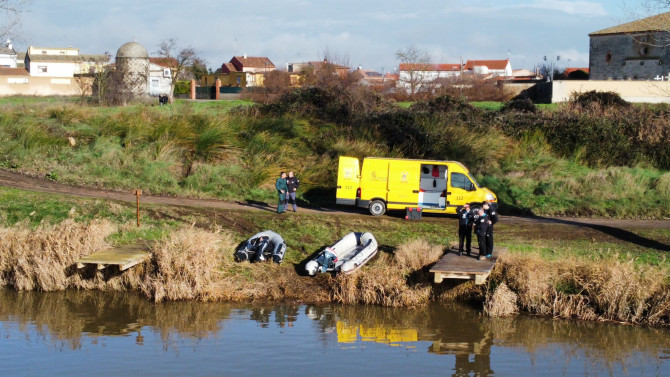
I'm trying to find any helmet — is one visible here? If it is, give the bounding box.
[305,261,319,276]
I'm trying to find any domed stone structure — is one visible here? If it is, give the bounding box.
[116,42,149,59]
[114,41,150,100]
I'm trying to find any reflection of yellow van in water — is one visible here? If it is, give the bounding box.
[336,156,497,216]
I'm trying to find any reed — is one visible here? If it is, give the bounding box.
[487,253,670,325]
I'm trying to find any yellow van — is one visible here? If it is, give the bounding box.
[336,156,497,216]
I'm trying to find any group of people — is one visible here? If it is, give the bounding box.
[457,202,498,260]
[275,171,300,214]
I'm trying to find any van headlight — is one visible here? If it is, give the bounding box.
[486,193,495,201]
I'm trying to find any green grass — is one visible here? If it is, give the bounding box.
[0,98,668,219]
[0,186,667,276]
[471,101,504,111]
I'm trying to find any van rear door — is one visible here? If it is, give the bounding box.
[336,156,360,205]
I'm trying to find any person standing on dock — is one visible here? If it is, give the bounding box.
[285,171,300,212]
[457,203,473,256]
[474,208,489,260]
[483,202,498,256]
[276,172,288,214]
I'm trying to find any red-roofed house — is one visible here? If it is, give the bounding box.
[220,55,275,87]
[463,59,512,77]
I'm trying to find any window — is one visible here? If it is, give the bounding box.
[605,52,612,63]
[163,68,170,78]
[37,65,47,73]
[451,173,475,191]
[151,78,159,88]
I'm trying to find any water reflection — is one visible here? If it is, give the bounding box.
[0,290,668,376]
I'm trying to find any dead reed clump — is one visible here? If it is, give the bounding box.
[0,219,116,291]
[330,239,443,307]
[484,283,518,317]
[393,238,443,272]
[493,253,670,325]
[143,226,226,302]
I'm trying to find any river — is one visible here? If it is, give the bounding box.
[0,290,668,376]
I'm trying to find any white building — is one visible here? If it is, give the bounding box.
[25,46,108,78]
[0,40,17,68]
[148,58,172,96]
[397,63,462,93]
[463,59,512,78]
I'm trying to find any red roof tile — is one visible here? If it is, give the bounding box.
[149,57,178,68]
[232,56,275,69]
[464,59,509,70]
[0,67,28,76]
[564,67,589,74]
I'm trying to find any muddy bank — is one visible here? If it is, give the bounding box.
[0,220,668,327]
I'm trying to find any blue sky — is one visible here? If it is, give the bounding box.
[16,0,656,73]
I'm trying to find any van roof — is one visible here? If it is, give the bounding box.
[364,157,469,171]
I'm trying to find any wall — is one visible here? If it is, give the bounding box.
[0,75,93,96]
[28,61,76,77]
[589,32,670,80]
[552,80,670,103]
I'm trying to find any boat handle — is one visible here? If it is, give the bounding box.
[412,190,419,193]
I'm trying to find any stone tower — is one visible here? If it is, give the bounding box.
[115,41,150,100]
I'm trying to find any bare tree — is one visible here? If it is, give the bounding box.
[396,46,432,96]
[0,0,31,41]
[155,38,199,100]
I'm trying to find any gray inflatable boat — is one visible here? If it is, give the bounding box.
[235,230,287,264]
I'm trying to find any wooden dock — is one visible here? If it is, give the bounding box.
[76,243,150,271]
[429,246,506,285]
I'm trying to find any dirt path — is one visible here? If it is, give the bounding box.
[1,169,669,233]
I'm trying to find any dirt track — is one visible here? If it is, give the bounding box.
[1,169,669,234]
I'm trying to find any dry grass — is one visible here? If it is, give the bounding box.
[488,253,670,325]
[142,226,226,302]
[0,219,116,291]
[484,283,518,317]
[331,239,443,307]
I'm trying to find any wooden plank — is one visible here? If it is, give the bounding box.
[430,246,506,285]
[76,243,150,271]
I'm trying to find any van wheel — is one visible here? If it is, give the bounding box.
[369,200,386,216]
[469,203,482,215]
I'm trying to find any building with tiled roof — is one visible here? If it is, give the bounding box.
[25,46,109,77]
[589,11,670,80]
[0,40,17,68]
[463,59,512,77]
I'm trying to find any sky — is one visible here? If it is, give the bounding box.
[12,0,659,73]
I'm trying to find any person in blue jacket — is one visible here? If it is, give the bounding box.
[275,172,288,214]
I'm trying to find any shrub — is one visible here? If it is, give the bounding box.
[501,98,537,113]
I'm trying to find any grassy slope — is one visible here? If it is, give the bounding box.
[0,98,668,219]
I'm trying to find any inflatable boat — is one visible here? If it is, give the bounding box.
[235,230,286,264]
[305,232,378,276]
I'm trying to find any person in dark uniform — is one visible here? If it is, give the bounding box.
[457,203,473,256]
[275,172,288,214]
[483,202,498,257]
[474,208,489,260]
[285,171,300,212]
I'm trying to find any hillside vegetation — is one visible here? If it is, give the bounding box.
[0,89,669,218]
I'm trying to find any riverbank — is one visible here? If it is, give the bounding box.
[1,187,668,326]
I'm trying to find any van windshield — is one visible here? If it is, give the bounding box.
[468,174,481,188]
